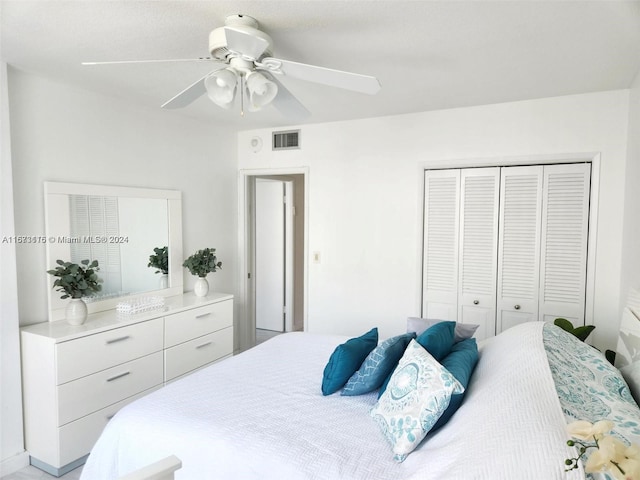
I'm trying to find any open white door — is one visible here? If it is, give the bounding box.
[255,179,286,332]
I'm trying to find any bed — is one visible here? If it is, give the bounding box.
[80,321,640,480]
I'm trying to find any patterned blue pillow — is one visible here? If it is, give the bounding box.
[378,321,457,398]
[430,338,478,432]
[321,328,378,396]
[341,333,416,396]
[371,339,464,462]
[416,320,456,361]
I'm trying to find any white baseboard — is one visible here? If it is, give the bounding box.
[1,451,29,477]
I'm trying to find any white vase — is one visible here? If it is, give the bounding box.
[159,274,169,289]
[194,277,209,297]
[66,298,88,325]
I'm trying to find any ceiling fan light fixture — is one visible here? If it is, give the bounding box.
[245,71,278,111]
[204,68,238,108]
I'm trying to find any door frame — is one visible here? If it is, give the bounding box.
[418,152,601,328]
[237,167,309,352]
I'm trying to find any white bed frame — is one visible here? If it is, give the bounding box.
[118,455,181,480]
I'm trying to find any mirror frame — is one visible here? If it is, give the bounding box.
[44,181,183,321]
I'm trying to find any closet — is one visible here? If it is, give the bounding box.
[422,163,591,341]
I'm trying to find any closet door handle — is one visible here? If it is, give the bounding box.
[473,300,479,305]
[514,304,521,310]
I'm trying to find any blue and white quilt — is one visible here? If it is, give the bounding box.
[544,323,640,479]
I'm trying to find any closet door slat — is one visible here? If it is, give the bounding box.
[497,166,543,332]
[458,168,500,341]
[539,163,591,323]
[422,169,460,320]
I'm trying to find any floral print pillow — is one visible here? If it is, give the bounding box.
[370,339,464,462]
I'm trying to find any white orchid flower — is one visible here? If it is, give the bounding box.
[585,436,627,473]
[610,457,640,480]
[568,420,615,441]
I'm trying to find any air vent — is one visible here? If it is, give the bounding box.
[272,130,300,150]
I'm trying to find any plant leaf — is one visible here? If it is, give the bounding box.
[573,325,596,342]
[554,318,574,332]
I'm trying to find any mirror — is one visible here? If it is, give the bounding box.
[44,182,183,321]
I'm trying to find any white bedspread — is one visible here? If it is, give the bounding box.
[81,322,583,479]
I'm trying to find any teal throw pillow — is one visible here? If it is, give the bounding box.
[430,338,479,432]
[371,339,464,462]
[407,317,479,343]
[321,327,378,395]
[415,320,456,361]
[341,332,416,396]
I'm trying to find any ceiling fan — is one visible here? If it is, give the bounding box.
[83,14,382,120]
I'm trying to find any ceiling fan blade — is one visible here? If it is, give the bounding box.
[224,26,270,60]
[268,76,311,121]
[263,58,381,95]
[161,68,225,109]
[82,58,216,66]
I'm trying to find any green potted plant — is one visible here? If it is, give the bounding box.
[148,246,169,289]
[47,259,102,325]
[148,246,169,274]
[182,248,222,297]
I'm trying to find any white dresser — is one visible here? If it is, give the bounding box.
[20,292,233,477]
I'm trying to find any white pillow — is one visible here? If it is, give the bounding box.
[370,339,464,462]
[407,317,479,343]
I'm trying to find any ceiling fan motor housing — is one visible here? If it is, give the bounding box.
[209,14,273,61]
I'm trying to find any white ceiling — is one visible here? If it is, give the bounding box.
[2,1,640,130]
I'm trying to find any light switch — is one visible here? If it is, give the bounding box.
[313,251,321,264]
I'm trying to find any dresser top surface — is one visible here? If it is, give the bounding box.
[21,292,233,343]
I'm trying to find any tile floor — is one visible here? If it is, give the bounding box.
[1,465,82,480]
[256,328,282,345]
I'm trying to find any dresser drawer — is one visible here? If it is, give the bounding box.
[56,318,163,384]
[58,387,159,467]
[165,327,233,381]
[57,351,163,425]
[164,300,233,348]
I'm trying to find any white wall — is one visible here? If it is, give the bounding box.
[621,70,640,309]
[1,63,28,476]
[5,67,238,473]
[9,67,238,326]
[238,90,630,351]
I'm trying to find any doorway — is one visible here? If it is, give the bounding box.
[238,171,307,351]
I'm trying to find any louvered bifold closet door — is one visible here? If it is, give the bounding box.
[422,169,460,320]
[497,166,543,333]
[538,163,591,323]
[458,168,500,341]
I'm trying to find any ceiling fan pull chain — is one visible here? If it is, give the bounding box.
[240,75,245,117]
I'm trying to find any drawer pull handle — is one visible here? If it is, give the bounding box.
[195,313,211,319]
[106,335,131,345]
[106,371,131,382]
[196,341,213,349]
